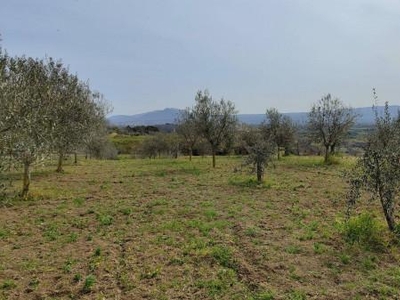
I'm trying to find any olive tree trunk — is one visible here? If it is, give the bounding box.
[379,187,396,232]
[21,161,31,198]
[324,145,329,163]
[256,161,263,182]
[212,147,216,168]
[56,152,64,173]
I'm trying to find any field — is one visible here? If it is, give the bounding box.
[1,155,400,299]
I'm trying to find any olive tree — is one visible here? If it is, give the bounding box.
[193,90,238,168]
[46,59,81,172]
[347,102,400,232]
[0,53,110,196]
[308,94,357,163]
[241,127,275,182]
[50,66,110,172]
[176,108,198,161]
[1,56,55,197]
[262,108,296,159]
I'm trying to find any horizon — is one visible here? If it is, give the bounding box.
[109,104,400,117]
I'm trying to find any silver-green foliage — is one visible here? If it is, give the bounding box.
[0,51,108,196]
[241,126,275,182]
[192,90,238,167]
[176,108,198,161]
[308,94,357,163]
[262,108,296,159]
[347,101,400,232]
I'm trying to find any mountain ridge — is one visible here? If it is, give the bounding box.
[108,106,400,126]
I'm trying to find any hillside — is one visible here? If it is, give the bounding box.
[108,106,400,126]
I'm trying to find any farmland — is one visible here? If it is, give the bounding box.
[1,155,399,299]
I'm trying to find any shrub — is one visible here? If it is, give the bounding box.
[341,213,384,250]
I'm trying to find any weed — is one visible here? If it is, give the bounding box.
[298,231,314,241]
[253,291,275,300]
[211,245,235,268]
[313,242,325,254]
[43,223,61,241]
[73,273,82,282]
[289,266,302,281]
[67,232,78,243]
[341,213,384,250]
[285,245,302,254]
[71,217,87,229]
[119,207,132,216]
[97,214,113,226]
[339,253,350,265]
[21,259,38,271]
[118,271,135,291]
[244,227,259,237]
[187,219,213,236]
[73,197,85,206]
[286,289,307,300]
[83,274,96,292]
[140,268,160,280]
[94,247,101,256]
[0,228,10,239]
[196,279,224,296]
[63,258,75,273]
[195,268,237,298]
[28,277,39,289]
[362,255,377,271]
[204,209,218,220]
[1,279,16,290]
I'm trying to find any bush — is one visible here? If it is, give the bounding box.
[341,213,384,250]
[87,138,118,160]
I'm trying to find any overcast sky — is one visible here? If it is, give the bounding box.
[1,0,399,115]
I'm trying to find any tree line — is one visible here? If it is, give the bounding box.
[174,91,356,169]
[134,89,400,234]
[0,50,110,197]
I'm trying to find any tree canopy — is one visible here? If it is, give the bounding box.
[192,90,238,168]
[0,52,109,196]
[308,94,357,163]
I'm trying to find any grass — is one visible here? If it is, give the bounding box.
[0,155,399,299]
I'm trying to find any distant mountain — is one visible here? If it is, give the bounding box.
[108,106,400,126]
[352,106,400,124]
[108,108,181,126]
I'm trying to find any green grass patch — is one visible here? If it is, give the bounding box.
[340,213,385,250]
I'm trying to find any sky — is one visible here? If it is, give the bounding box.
[1,0,399,115]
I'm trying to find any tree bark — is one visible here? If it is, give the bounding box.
[74,152,78,165]
[330,144,336,154]
[189,147,192,161]
[56,152,64,173]
[324,145,329,163]
[380,189,396,232]
[21,162,31,198]
[212,148,216,168]
[277,146,280,160]
[257,162,263,182]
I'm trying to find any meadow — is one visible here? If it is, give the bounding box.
[1,155,400,299]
